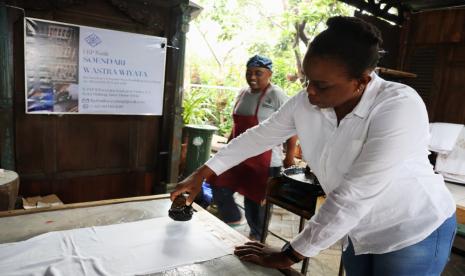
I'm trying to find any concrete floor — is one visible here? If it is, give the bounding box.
[206,193,465,276]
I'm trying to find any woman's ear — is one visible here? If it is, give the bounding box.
[358,70,371,88]
[358,71,372,90]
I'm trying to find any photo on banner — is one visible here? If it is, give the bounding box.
[24,17,167,115]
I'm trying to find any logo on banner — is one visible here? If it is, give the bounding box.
[85,33,102,47]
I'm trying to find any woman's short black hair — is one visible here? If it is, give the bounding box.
[304,16,383,79]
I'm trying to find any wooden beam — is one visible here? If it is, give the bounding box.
[376,67,417,78]
[338,0,403,24]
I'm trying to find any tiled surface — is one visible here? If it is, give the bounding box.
[444,251,465,276]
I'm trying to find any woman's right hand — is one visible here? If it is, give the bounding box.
[170,165,215,205]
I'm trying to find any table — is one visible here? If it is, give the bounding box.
[0,195,295,276]
[446,182,465,224]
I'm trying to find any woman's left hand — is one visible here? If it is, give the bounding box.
[234,241,295,269]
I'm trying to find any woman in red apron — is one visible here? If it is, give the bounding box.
[208,55,296,240]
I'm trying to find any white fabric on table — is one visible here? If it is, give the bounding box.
[0,216,231,276]
[429,122,463,154]
[436,128,465,184]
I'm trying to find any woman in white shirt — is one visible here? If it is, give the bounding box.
[172,16,457,275]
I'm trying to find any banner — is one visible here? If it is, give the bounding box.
[25,17,166,115]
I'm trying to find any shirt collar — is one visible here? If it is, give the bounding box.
[351,71,382,119]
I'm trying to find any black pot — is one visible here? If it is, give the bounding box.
[277,167,325,210]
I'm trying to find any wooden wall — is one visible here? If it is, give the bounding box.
[2,0,189,203]
[355,12,401,70]
[400,8,465,124]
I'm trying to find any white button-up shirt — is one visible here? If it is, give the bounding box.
[206,73,456,257]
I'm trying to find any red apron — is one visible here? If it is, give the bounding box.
[208,88,272,203]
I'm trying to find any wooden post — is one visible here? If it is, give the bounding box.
[0,2,15,170]
[157,1,190,191]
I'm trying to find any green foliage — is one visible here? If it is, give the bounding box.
[182,87,217,125]
[182,86,236,137]
[272,57,305,96]
[184,0,354,136]
[280,0,350,44]
[212,89,236,136]
[247,42,272,58]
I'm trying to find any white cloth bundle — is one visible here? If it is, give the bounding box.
[435,127,465,184]
[429,122,463,154]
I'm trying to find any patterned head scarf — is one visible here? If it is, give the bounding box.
[246,55,273,71]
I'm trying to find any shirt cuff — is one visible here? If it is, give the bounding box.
[205,157,230,175]
[290,232,321,258]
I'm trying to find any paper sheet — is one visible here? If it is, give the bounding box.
[0,216,231,276]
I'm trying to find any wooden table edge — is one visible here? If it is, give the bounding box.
[0,194,171,218]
